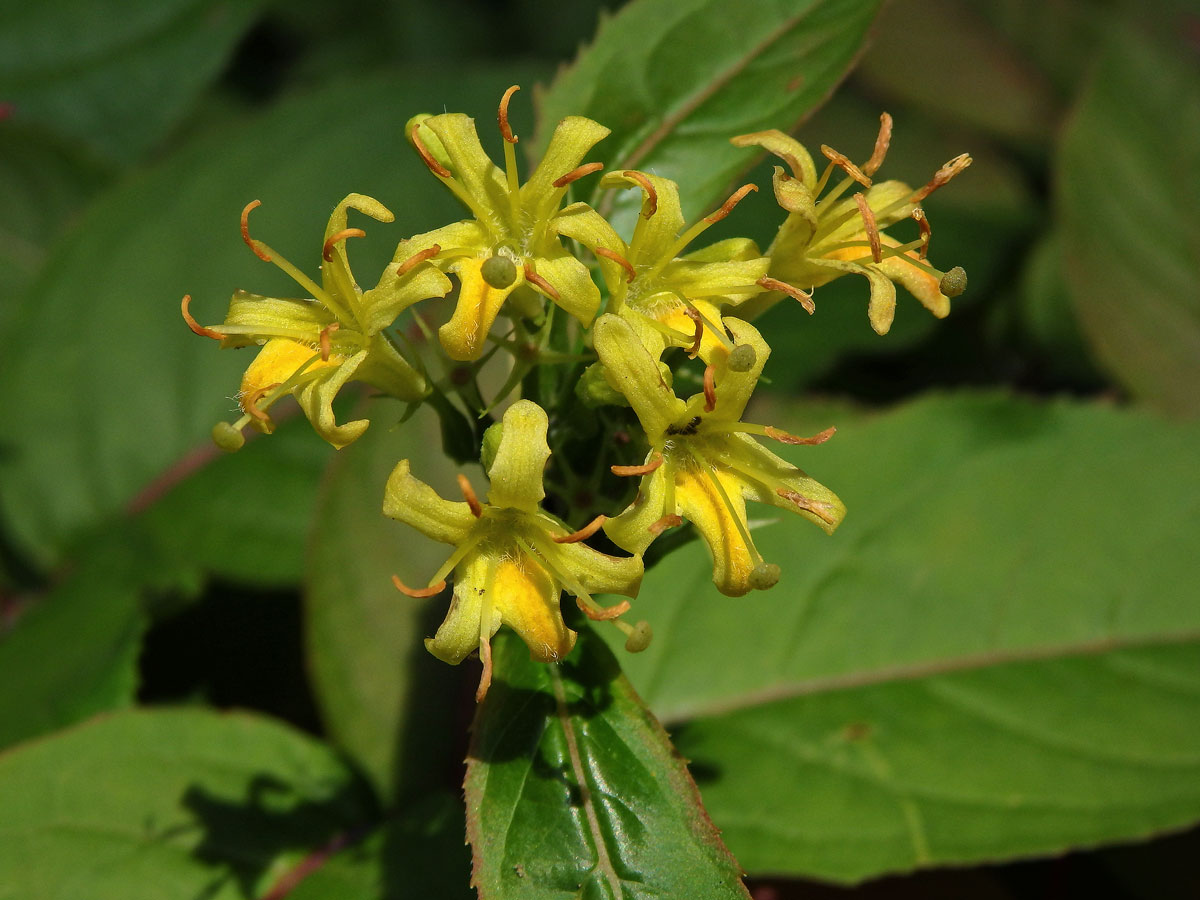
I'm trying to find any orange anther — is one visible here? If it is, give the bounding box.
[240,200,272,261]
[648,514,683,536]
[181,295,224,340]
[243,383,281,423]
[595,247,636,283]
[704,183,758,224]
[576,597,631,621]
[319,322,340,361]
[457,473,483,517]
[764,425,836,445]
[391,574,447,598]
[776,488,838,525]
[523,263,561,301]
[498,84,520,144]
[552,161,603,188]
[322,228,365,262]
[911,153,972,203]
[863,112,893,177]
[757,276,814,314]
[912,207,931,259]
[553,514,608,544]
[412,126,452,178]
[853,193,882,263]
[396,243,441,277]
[703,364,717,412]
[820,145,872,188]
[476,637,493,702]
[611,455,663,477]
[623,170,658,217]
[682,307,703,358]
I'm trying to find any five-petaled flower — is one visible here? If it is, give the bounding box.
[182,193,450,449]
[383,400,643,700]
[732,114,970,334]
[594,313,845,597]
[391,85,617,361]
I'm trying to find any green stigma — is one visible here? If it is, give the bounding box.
[939,266,968,297]
[481,255,518,289]
[212,421,245,453]
[728,344,757,373]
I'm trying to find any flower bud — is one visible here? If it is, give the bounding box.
[480,421,503,475]
[939,266,968,297]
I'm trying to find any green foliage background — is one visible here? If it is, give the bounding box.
[1,0,1198,897]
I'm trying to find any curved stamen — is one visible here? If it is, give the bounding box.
[704,183,758,225]
[498,84,520,144]
[912,207,931,259]
[240,200,272,262]
[683,307,703,358]
[181,295,224,340]
[820,146,871,188]
[322,228,365,262]
[396,243,442,277]
[553,514,608,544]
[412,126,452,178]
[757,276,815,314]
[595,247,636,283]
[776,488,838,525]
[553,161,603,188]
[853,193,882,263]
[391,574,447,598]
[764,424,836,445]
[476,633,493,702]
[575,597,631,621]
[863,112,893,177]
[612,454,663,477]
[319,322,340,361]
[911,153,972,203]
[457,474,483,517]
[523,263,561,301]
[243,383,281,424]
[649,514,682,535]
[703,364,717,413]
[623,170,658,218]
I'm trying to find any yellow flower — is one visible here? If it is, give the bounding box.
[183,194,451,450]
[388,86,618,361]
[732,114,970,334]
[383,400,643,700]
[593,314,845,597]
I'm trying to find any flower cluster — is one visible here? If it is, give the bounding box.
[184,87,969,698]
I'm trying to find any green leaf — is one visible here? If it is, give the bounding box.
[0,0,262,163]
[304,401,465,801]
[0,708,377,900]
[1058,18,1200,416]
[0,66,539,572]
[536,0,884,230]
[601,393,1200,881]
[466,628,751,900]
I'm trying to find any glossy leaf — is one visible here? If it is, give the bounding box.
[0,708,376,900]
[600,393,1200,881]
[304,401,465,801]
[466,628,751,900]
[1058,18,1200,416]
[536,0,884,231]
[0,0,262,163]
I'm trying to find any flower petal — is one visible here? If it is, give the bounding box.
[520,116,610,231]
[552,202,626,295]
[425,550,497,665]
[708,316,770,422]
[355,332,428,403]
[421,114,510,234]
[809,255,898,335]
[599,170,685,266]
[382,458,476,545]
[486,400,550,512]
[592,314,688,440]
[549,539,643,599]
[527,251,601,326]
[439,256,523,361]
[240,338,339,401]
[674,462,757,597]
[494,557,576,663]
[731,129,818,190]
[293,349,372,448]
[322,194,394,315]
[220,291,332,348]
[718,433,846,535]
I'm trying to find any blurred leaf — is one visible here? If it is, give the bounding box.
[0,708,376,900]
[466,628,751,900]
[974,0,1101,99]
[0,0,263,163]
[855,0,1060,143]
[1058,18,1200,416]
[0,66,537,572]
[305,401,465,801]
[0,532,145,751]
[536,0,884,231]
[600,392,1200,881]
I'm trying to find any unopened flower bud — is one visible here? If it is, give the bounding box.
[624,620,653,653]
[939,266,967,297]
[481,254,518,289]
[212,422,245,453]
[728,343,757,373]
[480,421,503,474]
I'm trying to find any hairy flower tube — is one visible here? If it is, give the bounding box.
[383,400,644,700]
[732,114,971,334]
[595,313,845,597]
[183,193,451,450]
[389,85,619,361]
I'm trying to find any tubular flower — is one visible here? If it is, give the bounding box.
[383,400,643,700]
[732,114,971,334]
[391,85,618,361]
[594,314,845,597]
[183,194,451,450]
[555,170,778,361]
